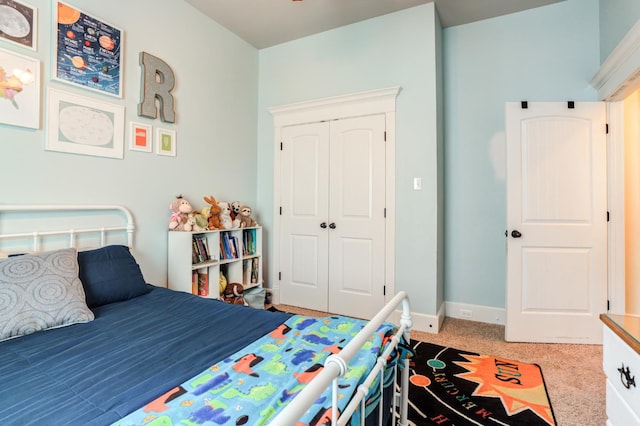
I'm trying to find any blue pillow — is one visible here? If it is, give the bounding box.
[77,245,149,308]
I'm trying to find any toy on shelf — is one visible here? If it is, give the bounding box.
[238,205,258,228]
[203,195,223,230]
[219,201,233,229]
[169,195,195,232]
[230,201,241,228]
[222,282,247,306]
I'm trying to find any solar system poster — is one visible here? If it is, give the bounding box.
[55,2,123,97]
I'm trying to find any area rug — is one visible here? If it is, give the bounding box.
[401,340,557,426]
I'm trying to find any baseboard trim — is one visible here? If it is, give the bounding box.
[445,301,505,325]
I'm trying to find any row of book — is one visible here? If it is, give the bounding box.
[220,232,240,260]
[192,230,258,265]
[243,258,260,285]
[192,235,211,264]
[243,229,257,256]
[192,268,209,297]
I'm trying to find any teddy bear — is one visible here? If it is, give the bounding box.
[203,195,223,230]
[169,195,194,231]
[222,282,247,306]
[238,205,258,228]
[219,201,233,229]
[230,201,241,226]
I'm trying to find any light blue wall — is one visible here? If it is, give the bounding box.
[443,0,600,308]
[257,4,444,316]
[599,0,640,62]
[0,0,259,285]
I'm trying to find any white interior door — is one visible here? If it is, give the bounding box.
[279,115,386,318]
[328,115,386,319]
[279,122,330,311]
[506,102,607,344]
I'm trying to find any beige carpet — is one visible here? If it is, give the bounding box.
[274,304,607,426]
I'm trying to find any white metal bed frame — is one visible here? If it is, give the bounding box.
[0,204,411,426]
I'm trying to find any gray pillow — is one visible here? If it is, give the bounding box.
[0,248,94,341]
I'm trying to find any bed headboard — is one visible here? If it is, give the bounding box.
[0,205,135,254]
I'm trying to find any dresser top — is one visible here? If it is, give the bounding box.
[601,314,640,354]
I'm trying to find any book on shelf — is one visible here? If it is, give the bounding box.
[192,270,198,294]
[197,268,209,296]
[243,229,256,256]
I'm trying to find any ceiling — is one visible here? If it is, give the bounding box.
[184,0,565,49]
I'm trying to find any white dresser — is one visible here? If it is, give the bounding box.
[601,314,640,425]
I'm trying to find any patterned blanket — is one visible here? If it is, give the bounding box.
[114,315,397,426]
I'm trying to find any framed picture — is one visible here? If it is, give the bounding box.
[129,121,152,152]
[54,1,123,97]
[46,87,124,159]
[0,46,40,128]
[0,0,37,50]
[156,128,176,156]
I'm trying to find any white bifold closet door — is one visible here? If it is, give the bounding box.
[279,114,386,319]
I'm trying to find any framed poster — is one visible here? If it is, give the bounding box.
[0,0,37,50]
[0,47,40,128]
[46,88,124,159]
[54,1,123,97]
[156,128,176,156]
[129,121,152,152]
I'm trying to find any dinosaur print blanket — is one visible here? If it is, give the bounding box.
[114,315,397,426]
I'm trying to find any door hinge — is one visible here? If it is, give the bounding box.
[606,124,609,134]
[607,211,610,222]
[384,131,387,142]
[279,272,281,281]
[384,208,386,218]
[279,206,282,215]
[280,142,283,151]
[607,300,610,311]
[383,285,386,296]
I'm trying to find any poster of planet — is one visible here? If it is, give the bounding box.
[54,1,123,97]
[0,0,37,50]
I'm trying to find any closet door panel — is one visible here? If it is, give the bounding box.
[279,122,330,311]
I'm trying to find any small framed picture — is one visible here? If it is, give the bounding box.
[156,127,176,156]
[0,0,37,51]
[129,121,152,152]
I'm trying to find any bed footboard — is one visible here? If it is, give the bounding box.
[269,291,412,426]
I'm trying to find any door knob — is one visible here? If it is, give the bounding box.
[329,223,336,229]
[320,222,327,229]
[511,230,522,238]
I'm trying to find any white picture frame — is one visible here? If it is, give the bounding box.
[0,46,40,128]
[46,87,125,159]
[54,1,123,98]
[0,0,37,51]
[156,127,176,156]
[129,121,152,152]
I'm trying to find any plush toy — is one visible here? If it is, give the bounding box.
[219,201,233,229]
[203,195,223,230]
[230,201,241,227]
[169,195,194,232]
[219,271,228,296]
[222,282,247,306]
[238,205,258,228]
[191,211,208,232]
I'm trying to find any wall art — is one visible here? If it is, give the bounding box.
[0,46,39,128]
[129,121,152,152]
[156,127,176,156]
[54,1,123,97]
[0,0,37,50]
[46,87,124,159]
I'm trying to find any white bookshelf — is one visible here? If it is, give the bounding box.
[167,227,262,299]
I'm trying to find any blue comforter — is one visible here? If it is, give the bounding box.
[0,286,291,425]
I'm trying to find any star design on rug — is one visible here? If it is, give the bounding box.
[454,354,555,426]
